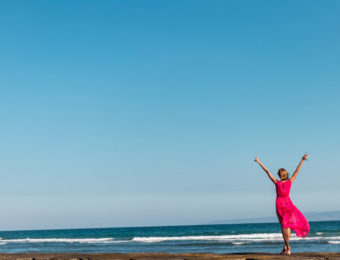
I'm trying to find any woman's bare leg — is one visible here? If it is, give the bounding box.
[286,228,291,254]
[279,225,287,254]
[282,227,291,255]
[276,210,287,254]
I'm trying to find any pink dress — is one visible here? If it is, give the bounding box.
[275,180,310,238]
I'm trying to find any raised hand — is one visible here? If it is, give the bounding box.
[254,156,277,184]
[290,154,309,183]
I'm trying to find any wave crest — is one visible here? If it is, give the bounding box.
[0,238,120,244]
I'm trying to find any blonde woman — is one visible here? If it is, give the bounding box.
[254,154,310,255]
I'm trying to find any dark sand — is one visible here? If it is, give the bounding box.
[0,252,339,260]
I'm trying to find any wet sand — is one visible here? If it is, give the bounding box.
[0,252,339,259]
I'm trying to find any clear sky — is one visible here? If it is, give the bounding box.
[0,0,339,230]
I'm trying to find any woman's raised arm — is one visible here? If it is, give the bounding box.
[290,154,308,183]
[254,156,277,184]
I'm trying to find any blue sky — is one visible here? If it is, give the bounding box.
[0,0,339,230]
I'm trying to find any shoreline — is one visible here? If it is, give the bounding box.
[0,252,339,259]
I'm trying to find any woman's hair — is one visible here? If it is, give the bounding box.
[278,168,289,180]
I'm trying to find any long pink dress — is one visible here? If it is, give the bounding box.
[275,180,310,238]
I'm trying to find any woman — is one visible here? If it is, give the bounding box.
[254,154,310,255]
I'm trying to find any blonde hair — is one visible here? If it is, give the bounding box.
[278,168,289,180]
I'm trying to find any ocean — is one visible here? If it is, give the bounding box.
[0,221,339,253]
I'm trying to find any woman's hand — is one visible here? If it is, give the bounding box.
[254,156,277,183]
[290,153,309,183]
[302,154,309,161]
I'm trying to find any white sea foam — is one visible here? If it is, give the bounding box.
[1,234,339,245]
[0,238,122,244]
[316,232,323,235]
[328,241,340,244]
[232,242,245,245]
[132,234,340,243]
[132,233,285,243]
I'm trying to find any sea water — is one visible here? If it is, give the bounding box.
[0,221,339,253]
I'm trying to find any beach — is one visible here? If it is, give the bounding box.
[0,252,340,259]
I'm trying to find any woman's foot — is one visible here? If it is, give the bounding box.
[285,246,291,255]
[280,245,287,255]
